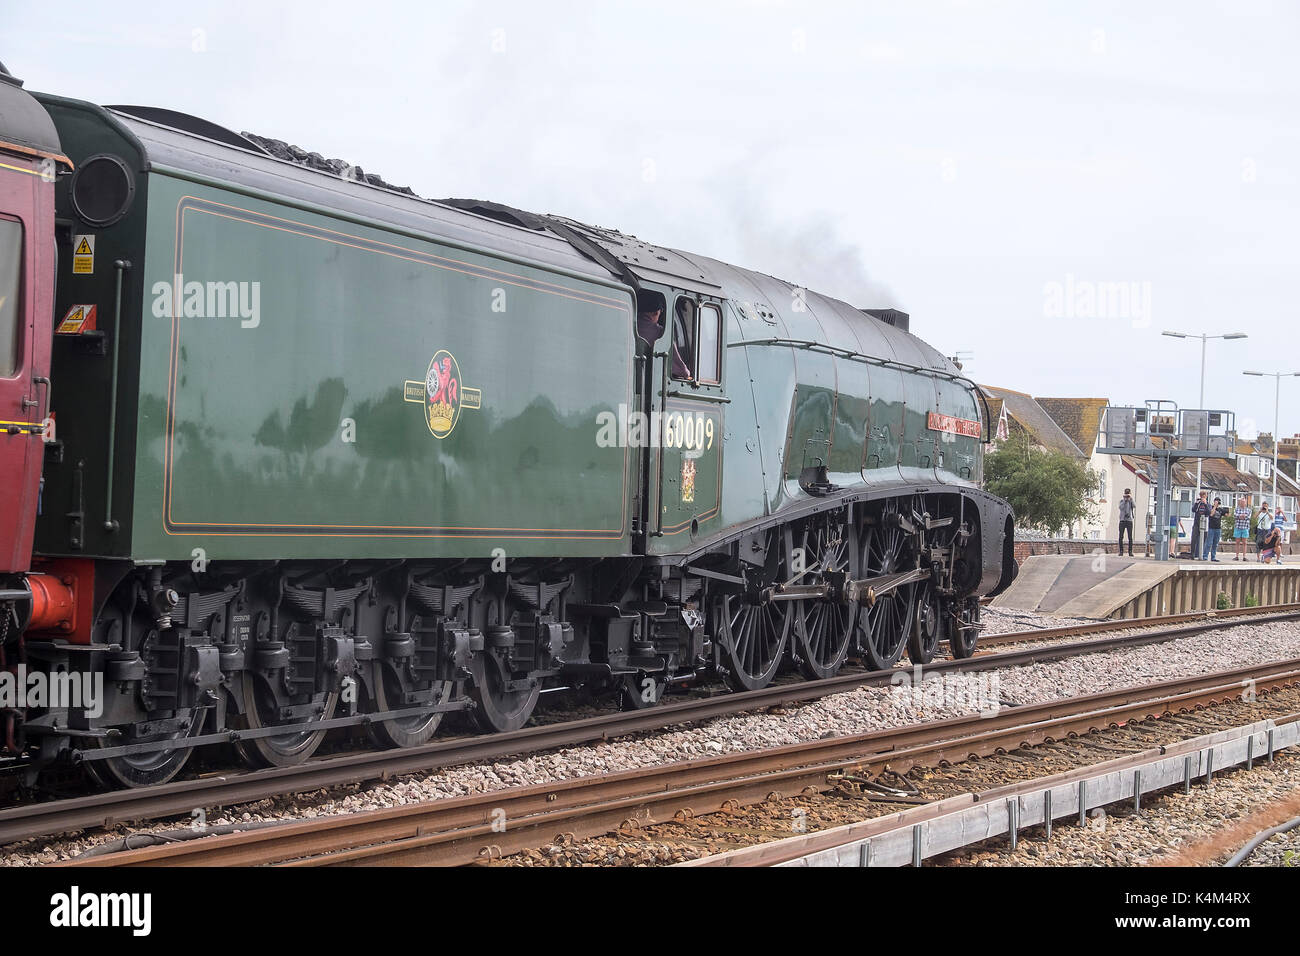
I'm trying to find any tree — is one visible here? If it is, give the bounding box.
[985,443,1097,536]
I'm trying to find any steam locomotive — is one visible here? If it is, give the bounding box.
[0,64,1016,788]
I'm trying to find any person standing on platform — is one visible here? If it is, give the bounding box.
[1275,504,1288,564]
[1191,491,1211,559]
[1233,497,1252,561]
[1206,497,1225,562]
[1256,501,1275,563]
[1118,489,1136,557]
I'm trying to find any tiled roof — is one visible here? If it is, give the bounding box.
[1171,457,1256,494]
[1120,454,1156,484]
[1120,454,1299,499]
[979,386,1086,459]
[1036,397,1109,458]
[1171,458,1299,496]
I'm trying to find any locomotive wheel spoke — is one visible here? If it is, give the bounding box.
[791,514,855,680]
[718,596,790,691]
[908,586,942,665]
[717,528,791,691]
[906,495,942,665]
[948,600,981,659]
[856,506,917,671]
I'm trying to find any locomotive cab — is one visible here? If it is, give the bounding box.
[648,283,727,543]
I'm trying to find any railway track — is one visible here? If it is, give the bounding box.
[976,602,1300,649]
[2,603,1297,848]
[54,656,1300,866]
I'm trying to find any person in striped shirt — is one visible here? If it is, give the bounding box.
[1233,497,1252,561]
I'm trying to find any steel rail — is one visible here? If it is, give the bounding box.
[976,602,1300,649]
[55,657,1300,867]
[3,604,1297,848]
[691,713,1300,868]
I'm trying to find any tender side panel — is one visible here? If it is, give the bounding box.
[132,178,635,559]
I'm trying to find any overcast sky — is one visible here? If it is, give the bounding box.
[8,0,1296,441]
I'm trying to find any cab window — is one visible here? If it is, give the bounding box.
[0,218,22,378]
[670,297,696,381]
[697,303,722,385]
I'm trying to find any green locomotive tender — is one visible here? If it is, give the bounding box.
[21,94,1015,787]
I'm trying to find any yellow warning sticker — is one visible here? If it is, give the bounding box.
[57,304,97,334]
[72,234,94,275]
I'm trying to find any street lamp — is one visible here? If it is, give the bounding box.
[1242,370,1300,509]
[1163,330,1248,557]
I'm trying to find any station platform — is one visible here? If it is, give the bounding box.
[991,553,1300,620]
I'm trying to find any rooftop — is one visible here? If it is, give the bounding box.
[980,386,1086,459]
[1036,396,1110,459]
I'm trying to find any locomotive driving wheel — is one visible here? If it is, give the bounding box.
[790,512,856,680]
[715,527,792,691]
[855,502,918,671]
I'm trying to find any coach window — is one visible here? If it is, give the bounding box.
[0,218,22,378]
[697,303,722,385]
[670,297,696,381]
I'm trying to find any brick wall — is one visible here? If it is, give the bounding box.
[1012,539,1126,562]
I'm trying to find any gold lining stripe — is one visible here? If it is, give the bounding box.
[0,419,47,434]
[0,159,55,178]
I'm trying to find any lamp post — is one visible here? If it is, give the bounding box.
[1163,331,1247,557]
[1242,371,1299,509]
